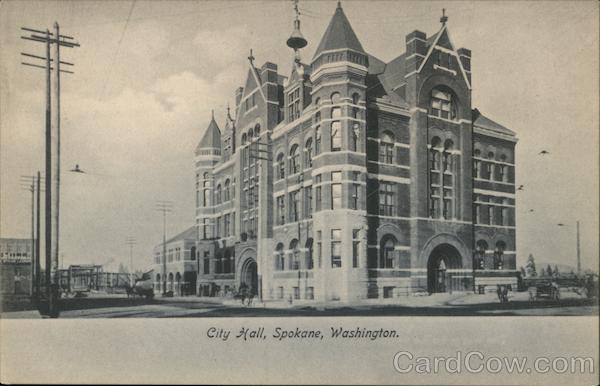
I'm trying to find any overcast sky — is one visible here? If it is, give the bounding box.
[1,0,597,273]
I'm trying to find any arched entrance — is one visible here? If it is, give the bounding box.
[239,258,258,295]
[427,244,463,293]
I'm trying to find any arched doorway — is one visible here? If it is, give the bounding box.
[427,244,463,293]
[240,258,258,295]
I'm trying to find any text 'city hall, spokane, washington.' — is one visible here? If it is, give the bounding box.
[150,1,519,303]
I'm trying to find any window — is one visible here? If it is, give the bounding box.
[304,138,313,168]
[215,216,221,238]
[351,180,359,210]
[437,50,451,68]
[224,214,231,237]
[276,195,285,225]
[501,199,509,226]
[330,92,341,103]
[331,171,342,209]
[224,180,230,201]
[315,174,322,211]
[331,121,342,151]
[379,181,394,216]
[487,203,494,225]
[290,239,300,270]
[275,243,285,271]
[430,88,457,120]
[499,164,509,182]
[312,126,321,158]
[203,251,210,274]
[352,229,360,268]
[443,188,453,219]
[277,286,284,299]
[276,153,285,180]
[305,238,314,270]
[305,286,314,300]
[288,87,300,121]
[315,111,321,123]
[304,186,313,218]
[215,184,222,205]
[293,287,300,300]
[379,132,394,164]
[316,230,322,268]
[203,173,211,207]
[289,190,299,222]
[382,238,395,268]
[289,144,299,175]
[202,219,209,239]
[331,229,342,268]
[351,123,359,151]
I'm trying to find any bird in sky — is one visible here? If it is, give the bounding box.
[529,209,535,212]
[517,185,524,191]
[557,223,565,226]
[539,150,550,155]
[70,164,85,173]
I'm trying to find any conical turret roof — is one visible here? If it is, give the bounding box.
[312,2,365,59]
[195,112,221,153]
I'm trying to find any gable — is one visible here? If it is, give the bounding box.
[417,26,471,90]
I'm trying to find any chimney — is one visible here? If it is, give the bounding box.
[458,48,471,83]
[405,30,427,74]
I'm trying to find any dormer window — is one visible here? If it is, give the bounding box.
[430,88,457,120]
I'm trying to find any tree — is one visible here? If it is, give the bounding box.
[118,263,128,273]
[525,254,537,277]
[554,265,559,277]
[546,264,553,277]
[520,266,526,277]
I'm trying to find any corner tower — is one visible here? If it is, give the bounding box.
[309,2,369,301]
[195,111,221,241]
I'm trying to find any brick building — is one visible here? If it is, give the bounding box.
[155,2,518,301]
[0,238,33,295]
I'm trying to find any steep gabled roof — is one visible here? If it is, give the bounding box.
[195,114,221,153]
[473,109,516,136]
[313,2,365,59]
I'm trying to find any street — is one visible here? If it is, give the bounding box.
[2,290,598,318]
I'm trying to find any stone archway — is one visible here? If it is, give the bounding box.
[427,244,463,293]
[239,258,258,295]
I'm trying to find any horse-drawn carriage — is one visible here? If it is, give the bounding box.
[527,280,560,301]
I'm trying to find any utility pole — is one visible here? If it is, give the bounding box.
[125,237,136,285]
[20,176,36,297]
[21,24,79,317]
[156,201,173,295]
[576,220,581,274]
[36,172,42,300]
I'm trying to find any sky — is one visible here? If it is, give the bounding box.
[0,0,598,273]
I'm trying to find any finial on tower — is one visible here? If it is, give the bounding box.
[440,8,448,26]
[211,109,215,120]
[248,49,255,66]
[287,0,308,63]
[337,1,342,9]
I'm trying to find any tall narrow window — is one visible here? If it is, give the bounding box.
[277,153,285,180]
[288,87,300,121]
[494,241,506,270]
[351,172,360,210]
[289,190,299,222]
[351,123,359,151]
[305,238,314,270]
[305,138,313,168]
[275,243,284,271]
[304,186,312,218]
[352,229,360,268]
[290,239,300,270]
[316,230,322,268]
[501,199,509,226]
[382,238,395,268]
[487,201,494,225]
[331,121,342,151]
[315,126,321,155]
[224,179,230,201]
[379,132,394,164]
[331,229,342,268]
[215,184,222,205]
[224,214,230,237]
[276,195,285,225]
[315,174,322,211]
[289,144,299,175]
[331,171,342,209]
[379,181,394,216]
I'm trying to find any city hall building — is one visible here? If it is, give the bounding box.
[153,2,518,302]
